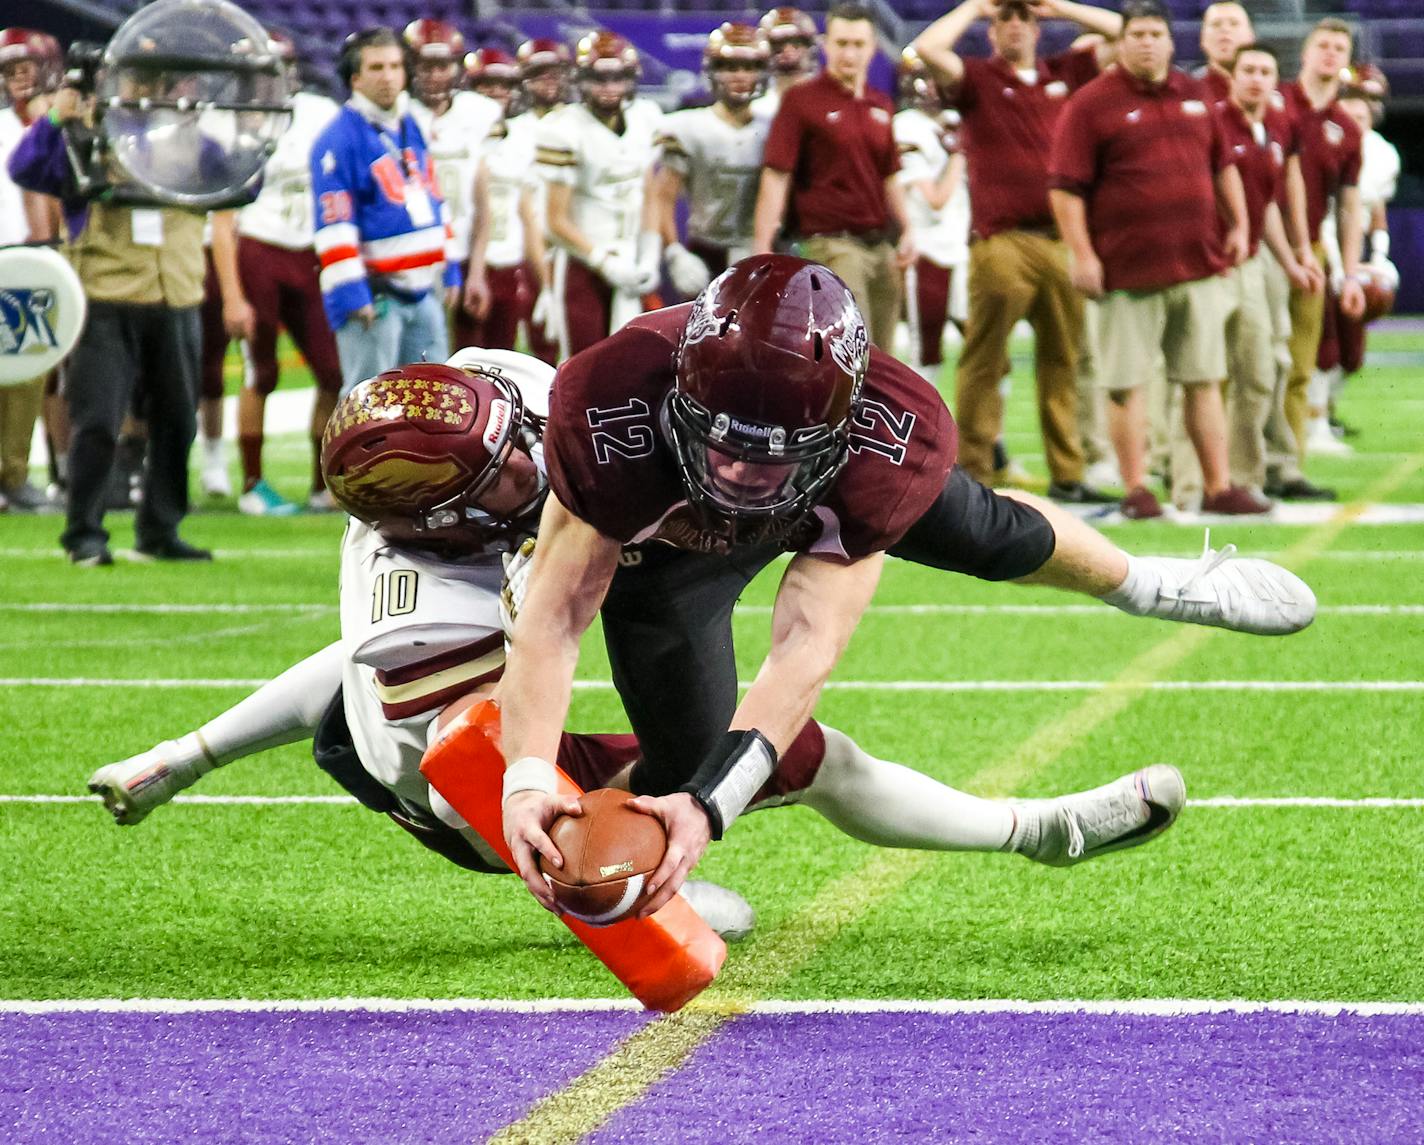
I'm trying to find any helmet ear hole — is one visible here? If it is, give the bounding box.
[809,273,821,291]
[812,332,824,360]
[719,309,739,336]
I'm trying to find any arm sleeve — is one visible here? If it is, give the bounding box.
[6,115,69,198]
[310,128,371,329]
[1341,125,1363,189]
[1048,95,1095,195]
[761,97,803,174]
[534,114,578,187]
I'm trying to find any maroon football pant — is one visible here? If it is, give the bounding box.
[238,236,343,394]
[1316,286,1366,375]
[452,263,530,352]
[561,255,617,357]
[200,252,227,401]
[908,257,952,367]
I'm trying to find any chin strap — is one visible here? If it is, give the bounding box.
[679,729,777,839]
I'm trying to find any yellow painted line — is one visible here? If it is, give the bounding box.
[489,455,1424,1145]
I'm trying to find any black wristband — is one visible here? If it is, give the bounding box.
[677,729,778,840]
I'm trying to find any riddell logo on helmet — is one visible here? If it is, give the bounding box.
[727,417,777,440]
[483,398,511,451]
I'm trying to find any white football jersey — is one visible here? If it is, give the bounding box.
[0,106,30,246]
[1358,129,1400,214]
[536,101,660,254]
[412,90,502,256]
[338,348,554,811]
[481,119,539,270]
[238,90,341,249]
[894,108,969,269]
[658,105,769,250]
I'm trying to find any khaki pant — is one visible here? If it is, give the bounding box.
[798,235,902,353]
[1076,300,1111,468]
[1286,242,1327,462]
[1261,253,1301,483]
[954,231,1083,485]
[0,378,43,490]
[1167,255,1275,505]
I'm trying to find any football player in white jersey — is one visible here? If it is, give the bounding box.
[404,18,501,349]
[1317,74,1401,431]
[505,38,573,365]
[750,7,818,118]
[654,23,772,300]
[893,47,970,381]
[536,32,663,356]
[231,31,345,517]
[463,48,546,355]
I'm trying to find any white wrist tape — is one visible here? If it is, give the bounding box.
[1371,229,1390,260]
[502,756,559,805]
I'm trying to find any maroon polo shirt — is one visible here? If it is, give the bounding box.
[1216,99,1289,256]
[1049,67,1235,292]
[763,71,900,239]
[952,47,1100,240]
[1281,80,1362,244]
[1198,65,1231,102]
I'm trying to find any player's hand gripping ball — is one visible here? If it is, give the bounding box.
[538,788,667,925]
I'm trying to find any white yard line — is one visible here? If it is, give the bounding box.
[0,997,1418,1016]
[7,794,1423,808]
[5,602,1421,617]
[5,678,1424,692]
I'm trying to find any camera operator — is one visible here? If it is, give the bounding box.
[6,2,289,564]
[9,72,214,564]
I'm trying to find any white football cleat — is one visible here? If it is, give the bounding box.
[1137,531,1316,635]
[678,879,756,942]
[88,742,202,826]
[1013,764,1186,867]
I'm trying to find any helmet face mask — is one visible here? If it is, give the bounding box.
[321,363,546,555]
[704,23,769,109]
[669,256,868,538]
[516,38,571,112]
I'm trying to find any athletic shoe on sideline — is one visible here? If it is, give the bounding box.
[1048,481,1118,504]
[679,879,756,941]
[1305,418,1352,457]
[2,481,55,511]
[1136,530,1316,634]
[307,488,338,513]
[88,743,202,825]
[1012,764,1186,867]
[1120,486,1163,519]
[238,479,299,517]
[67,542,114,567]
[202,460,232,498]
[134,537,213,562]
[1265,476,1336,502]
[1201,485,1273,515]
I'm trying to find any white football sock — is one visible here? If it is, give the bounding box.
[801,725,1015,851]
[1100,553,1160,617]
[191,642,345,768]
[202,436,226,464]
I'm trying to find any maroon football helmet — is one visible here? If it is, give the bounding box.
[758,7,818,77]
[321,363,545,553]
[704,23,770,109]
[466,46,519,111]
[1359,265,1396,324]
[516,37,571,112]
[0,28,62,105]
[670,256,868,536]
[576,31,640,116]
[404,18,466,105]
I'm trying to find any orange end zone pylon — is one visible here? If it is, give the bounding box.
[420,697,727,1012]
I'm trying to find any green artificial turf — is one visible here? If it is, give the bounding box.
[1,329,1420,1005]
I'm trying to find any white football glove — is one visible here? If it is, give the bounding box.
[635,230,663,295]
[590,245,645,293]
[500,537,537,639]
[1369,254,1399,291]
[665,242,712,297]
[530,288,561,342]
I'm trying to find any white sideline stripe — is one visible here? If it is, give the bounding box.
[6,678,1424,692]
[0,998,1419,1016]
[6,602,1424,617]
[7,795,1424,809]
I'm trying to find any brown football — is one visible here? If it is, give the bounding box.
[539,788,667,926]
[1359,267,1396,325]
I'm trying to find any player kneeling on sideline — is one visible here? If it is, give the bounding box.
[99,330,1281,945]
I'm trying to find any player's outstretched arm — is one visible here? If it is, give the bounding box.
[631,552,885,918]
[497,492,622,906]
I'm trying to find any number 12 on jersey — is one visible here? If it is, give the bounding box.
[586,398,654,464]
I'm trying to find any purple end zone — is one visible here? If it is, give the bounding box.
[593,1011,1424,1144]
[0,1009,649,1144]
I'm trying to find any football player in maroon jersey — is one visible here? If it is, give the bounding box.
[496,256,1314,917]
